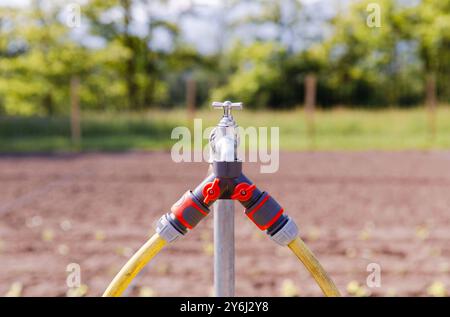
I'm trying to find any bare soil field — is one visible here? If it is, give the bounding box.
[0,151,449,296]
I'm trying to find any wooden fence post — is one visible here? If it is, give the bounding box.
[70,75,81,148]
[426,72,437,142]
[186,76,196,120]
[304,73,317,147]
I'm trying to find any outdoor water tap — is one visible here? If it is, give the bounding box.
[105,99,340,298]
[212,100,243,119]
[209,101,243,162]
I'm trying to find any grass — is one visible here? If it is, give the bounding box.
[1,105,450,153]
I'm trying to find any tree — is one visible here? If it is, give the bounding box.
[211,41,289,108]
[323,0,425,106]
[404,0,450,103]
[0,1,93,115]
[83,0,180,110]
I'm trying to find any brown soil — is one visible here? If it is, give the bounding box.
[0,151,449,297]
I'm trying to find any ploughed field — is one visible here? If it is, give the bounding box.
[0,151,449,296]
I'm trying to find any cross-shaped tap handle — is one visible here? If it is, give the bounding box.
[212,101,243,117]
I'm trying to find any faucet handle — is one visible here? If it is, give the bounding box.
[212,100,243,117]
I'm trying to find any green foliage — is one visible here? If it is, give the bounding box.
[321,0,422,106]
[404,0,450,100]
[212,0,449,108]
[0,0,449,115]
[212,42,289,108]
[1,4,78,115]
[0,0,207,115]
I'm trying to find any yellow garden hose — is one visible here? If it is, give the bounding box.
[103,227,340,297]
[288,236,341,297]
[103,233,167,297]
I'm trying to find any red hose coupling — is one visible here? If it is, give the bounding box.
[171,191,210,230]
[245,192,285,231]
[231,182,256,202]
[202,178,221,204]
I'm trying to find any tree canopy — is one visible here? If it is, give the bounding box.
[0,0,448,115]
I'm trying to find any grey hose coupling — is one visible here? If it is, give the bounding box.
[269,217,299,246]
[156,213,184,243]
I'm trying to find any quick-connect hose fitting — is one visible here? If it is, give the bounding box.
[244,192,285,230]
[157,189,212,243]
[244,192,298,245]
[156,214,183,243]
[268,216,299,246]
[231,175,299,245]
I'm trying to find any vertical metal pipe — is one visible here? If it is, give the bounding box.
[211,101,240,297]
[214,199,235,297]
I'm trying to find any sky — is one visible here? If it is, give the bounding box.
[0,0,340,53]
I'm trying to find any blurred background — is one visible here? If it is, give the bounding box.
[0,0,449,297]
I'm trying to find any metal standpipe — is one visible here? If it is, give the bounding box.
[210,101,242,297]
[213,199,235,297]
[103,100,340,298]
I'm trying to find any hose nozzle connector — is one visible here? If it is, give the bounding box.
[157,188,212,244]
[234,179,299,246]
[268,217,299,246]
[156,214,184,243]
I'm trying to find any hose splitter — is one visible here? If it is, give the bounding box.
[103,101,341,297]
